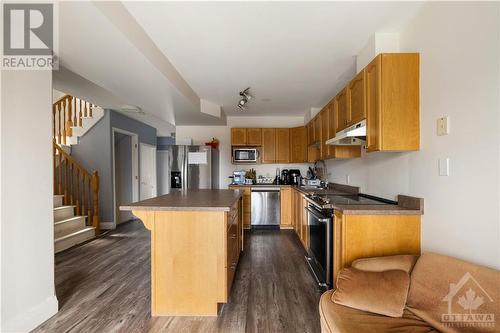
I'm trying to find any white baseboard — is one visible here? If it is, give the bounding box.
[2,295,58,333]
[100,221,115,230]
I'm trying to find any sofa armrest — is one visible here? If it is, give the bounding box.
[351,255,419,274]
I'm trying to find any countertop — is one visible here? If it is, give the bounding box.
[228,183,423,215]
[120,189,242,212]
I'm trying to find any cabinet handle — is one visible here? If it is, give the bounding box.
[230,234,237,239]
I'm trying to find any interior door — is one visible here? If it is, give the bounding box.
[140,143,157,200]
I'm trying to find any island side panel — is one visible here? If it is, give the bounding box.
[152,210,226,316]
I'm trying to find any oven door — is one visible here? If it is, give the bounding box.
[306,204,332,289]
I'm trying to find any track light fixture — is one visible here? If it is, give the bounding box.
[237,87,252,110]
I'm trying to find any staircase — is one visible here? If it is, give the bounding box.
[54,194,95,252]
[53,94,102,253]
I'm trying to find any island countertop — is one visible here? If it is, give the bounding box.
[120,189,243,212]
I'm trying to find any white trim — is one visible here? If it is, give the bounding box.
[139,142,157,200]
[112,128,139,229]
[2,295,58,333]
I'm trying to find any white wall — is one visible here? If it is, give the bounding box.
[327,2,500,269]
[1,70,58,331]
[176,116,312,188]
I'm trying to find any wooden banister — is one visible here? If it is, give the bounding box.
[52,94,95,145]
[53,142,100,236]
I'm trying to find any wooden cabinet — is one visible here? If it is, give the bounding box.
[229,186,251,228]
[366,53,420,152]
[290,126,307,163]
[347,70,366,126]
[336,88,349,132]
[280,187,292,226]
[313,115,321,144]
[247,128,262,146]
[231,128,261,146]
[327,100,337,158]
[261,128,276,163]
[275,128,290,163]
[332,211,420,288]
[320,108,329,160]
[307,121,314,145]
[231,128,247,146]
[291,188,309,249]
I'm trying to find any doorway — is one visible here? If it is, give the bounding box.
[139,143,157,200]
[112,128,139,227]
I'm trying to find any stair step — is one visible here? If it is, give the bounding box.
[54,194,65,208]
[55,227,95,253]
[54,216,87,238]
[53,205,75,222]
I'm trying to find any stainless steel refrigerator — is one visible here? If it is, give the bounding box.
[157,145,219,194]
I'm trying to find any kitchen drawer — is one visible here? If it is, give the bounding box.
[226,231,239,295]
[228,201,240,226]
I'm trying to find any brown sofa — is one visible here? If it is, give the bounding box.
[319,252,500,333]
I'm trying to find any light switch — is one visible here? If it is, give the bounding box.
[439,158,450,176]
[437,116,450,136]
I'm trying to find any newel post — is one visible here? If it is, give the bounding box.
[92,171,100,236]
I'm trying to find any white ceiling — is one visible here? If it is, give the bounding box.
[57,2,226,126]
[124,1,424,117]
[56,2,424,126]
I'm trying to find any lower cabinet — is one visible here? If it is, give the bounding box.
[332,211,421,288]
[280,187,292,226]
[226,199,242,295]
[229,186,251,228]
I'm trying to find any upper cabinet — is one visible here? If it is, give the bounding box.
[231,128,247,146]
[347,70,366,126]
[290,126,307,163]
[231,128,262,146]
[261,128,276,163]
[366,53,420,152]
[336,88,349,133]
[275,128,290,163]
[320,107,329,160]
[246,128,262,146]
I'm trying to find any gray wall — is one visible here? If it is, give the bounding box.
[71,110,157,223]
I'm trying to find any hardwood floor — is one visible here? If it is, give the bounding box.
[33,221,322,333]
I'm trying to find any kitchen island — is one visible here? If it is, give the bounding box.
[121,189,243,316]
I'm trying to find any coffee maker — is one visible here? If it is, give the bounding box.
[288,169,301,185]
[280,169,290,185]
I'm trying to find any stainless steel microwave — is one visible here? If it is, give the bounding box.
[233,148,259,163]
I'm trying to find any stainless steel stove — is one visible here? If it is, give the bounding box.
[304,193,395,290]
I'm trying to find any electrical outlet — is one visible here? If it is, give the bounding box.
[346,174,350,184]
[439,158,450,176]
[437,116,450,136]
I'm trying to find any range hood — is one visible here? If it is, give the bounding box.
[326,119,366,146]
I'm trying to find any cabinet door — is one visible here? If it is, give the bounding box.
[320,108,329,160]
[280,187,292,226]
[290,126,307,163]
[366,56,382,152]
[275,128,290,163]
[336,88,349,132]
[327,100,337,157]
[314,116,321,143]
[307,121,314,145]
[348,70,366,125]
[261,128,276,163]
[246,128,262,146]
[231,128,247,146]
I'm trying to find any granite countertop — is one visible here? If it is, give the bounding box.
[228,183,423,215]
[120,189,242,212]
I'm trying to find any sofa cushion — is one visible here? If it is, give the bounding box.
[407,252,500,333]
[320,290,439,333]
[332,267,410,317]
[352,254,419,273]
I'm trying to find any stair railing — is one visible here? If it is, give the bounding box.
[52,94,94,145]
[53,142,100,236]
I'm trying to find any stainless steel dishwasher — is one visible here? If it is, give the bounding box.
[251,187,281,226]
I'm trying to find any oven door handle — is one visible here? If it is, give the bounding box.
[306,207,330,223]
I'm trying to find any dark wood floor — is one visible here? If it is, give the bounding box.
[33,221,322,333]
